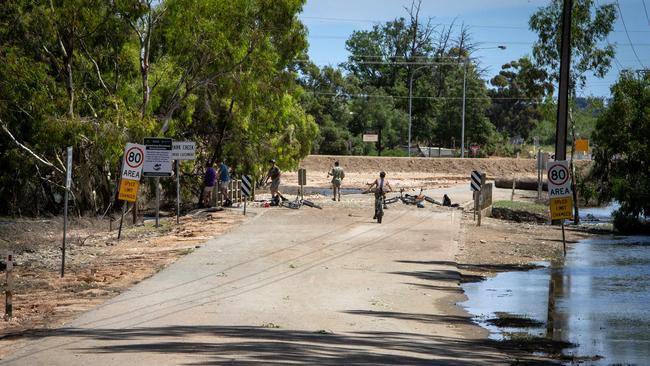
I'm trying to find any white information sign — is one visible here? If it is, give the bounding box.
[547,160,572,198]
[143,138,173,177]
[172,141,196,160]
[65,146,73,189]
[122,143,145,180]
[363,134,379,142]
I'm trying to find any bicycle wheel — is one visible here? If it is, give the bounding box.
[281,201,301,209]
[301,199,322,209]
[384,197,399,205]
[375,197,384,223]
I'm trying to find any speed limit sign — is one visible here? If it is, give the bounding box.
[122,143,145,180]
[546,160,572,198]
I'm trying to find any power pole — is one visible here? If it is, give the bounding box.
[555,0,572,161]
[554,0,573,247]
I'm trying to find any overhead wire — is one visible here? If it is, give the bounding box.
[643,0,650,28]
[615,0,647,68]
[301,15,650,33]
[308,91,547,103]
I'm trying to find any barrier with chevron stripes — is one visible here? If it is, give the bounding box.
[241,175,252,197]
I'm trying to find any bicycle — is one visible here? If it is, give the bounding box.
[374,193,385,223]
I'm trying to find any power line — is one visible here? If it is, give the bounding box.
[309,35,650,47]
[309,91,546,103]
[644,1,650,28]
[615,0,647,68]
[300,15,650,33]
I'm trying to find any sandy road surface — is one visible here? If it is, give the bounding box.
[2,191,508,365]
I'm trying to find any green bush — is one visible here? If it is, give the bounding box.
[613,210,650,235]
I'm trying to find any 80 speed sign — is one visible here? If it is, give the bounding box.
[546,160,572,198]
[122,143,145,180]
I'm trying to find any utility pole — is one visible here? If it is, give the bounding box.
[555,0,573,161]
[554,0,573,251]
[461,59,468,159]
[408,73,414,157]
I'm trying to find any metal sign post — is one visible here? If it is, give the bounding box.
[61,146,72,278]
[470,170,482,222]
[4,252,13,320]
[155,177,160,227]
[241,175,252,215]
[176,162,180,224]
[298,168,306,199]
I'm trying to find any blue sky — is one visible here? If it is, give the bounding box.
[299,0,650,97]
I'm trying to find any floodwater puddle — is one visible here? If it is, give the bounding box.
[462,234,650,364]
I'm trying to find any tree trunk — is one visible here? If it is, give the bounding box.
[66,59,74,117]
[569,109,580,224]
[139,20,151,117]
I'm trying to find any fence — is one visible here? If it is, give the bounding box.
[214,179,245,207]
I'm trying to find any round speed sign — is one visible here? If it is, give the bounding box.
[125,146,144,169]
[547,163,569,186]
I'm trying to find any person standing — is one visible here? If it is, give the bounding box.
[217,159,231,207]
[328,161,345,201]
[264,159,282,205]
[201,162,217,207]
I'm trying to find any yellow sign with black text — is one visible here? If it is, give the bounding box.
[118,179,140,202]
[550,197,573,220]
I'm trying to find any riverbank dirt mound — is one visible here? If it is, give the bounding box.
[282,155,592,191]
[300,155,541,176]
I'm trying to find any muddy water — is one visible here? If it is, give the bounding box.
[462,234,650,364]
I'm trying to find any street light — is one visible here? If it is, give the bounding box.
[461,45,506,158]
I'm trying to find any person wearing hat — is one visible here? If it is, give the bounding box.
[327,161,345,201]
[264,159,282,205]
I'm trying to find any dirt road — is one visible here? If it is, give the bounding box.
[2,190,508,365]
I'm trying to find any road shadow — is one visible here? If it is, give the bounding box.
[397,260,542,274]
[8,325,507,365]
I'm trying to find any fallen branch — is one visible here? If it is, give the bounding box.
[1,119,64,175]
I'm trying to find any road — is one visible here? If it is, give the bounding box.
[2,189,507,365]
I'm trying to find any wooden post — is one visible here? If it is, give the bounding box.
[537,150,542,201]
[4,252,13,320]
[117,202,126,240]
[561,221,567,257]
[511,175,516,201]
[132,200,137,225]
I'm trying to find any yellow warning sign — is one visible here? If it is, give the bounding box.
[575,139,589,153]
[118,179,140,202]
[550,197,573,220]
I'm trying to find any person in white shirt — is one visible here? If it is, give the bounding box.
[367,171,392,219]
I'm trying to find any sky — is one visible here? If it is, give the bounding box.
[298,0,650,98]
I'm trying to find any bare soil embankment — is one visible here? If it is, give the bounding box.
[0,209,244,343]
[284,155,592,191]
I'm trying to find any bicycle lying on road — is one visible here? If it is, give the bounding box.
[280,196,322,210]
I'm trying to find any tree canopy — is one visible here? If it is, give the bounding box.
[592,72,650,228]
[0,0,317,215]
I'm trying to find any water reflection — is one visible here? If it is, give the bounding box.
[463,235,650,365]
